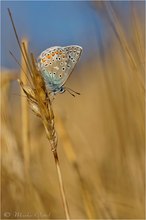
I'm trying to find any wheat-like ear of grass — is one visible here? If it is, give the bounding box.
[8,8,70,219]
[19,48,70,219]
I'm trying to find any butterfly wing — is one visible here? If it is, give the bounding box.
[37,46,67,91]
[37,45,82,91]
[52,45,82,86]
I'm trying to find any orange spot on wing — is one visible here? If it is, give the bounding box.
[42,58,46,62]
[52,53,55,56]
[47,54,51,59]
[55,51,59,54]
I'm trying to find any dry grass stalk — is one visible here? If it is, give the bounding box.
[19,51,70,219]
[8,8,70,219]
[104,2,145,93]
[20,39,30,179]
[104,2,137,70]
[56,116,96,219]
[131,3,144,71]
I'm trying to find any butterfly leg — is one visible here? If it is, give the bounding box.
[48,91,55,102]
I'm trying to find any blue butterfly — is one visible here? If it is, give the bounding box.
[37,45,82,95]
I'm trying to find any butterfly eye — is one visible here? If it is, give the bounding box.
[58,57,61,60]
[62,67,65,71]
[59,74,62,78]
[50,62,52,65]
[67,65,70,68]
[53,72,56,75]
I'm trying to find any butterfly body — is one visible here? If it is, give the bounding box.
[37,45,82,94]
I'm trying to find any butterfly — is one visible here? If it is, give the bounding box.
[37,45,82,95]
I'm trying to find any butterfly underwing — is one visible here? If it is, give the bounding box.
[37,45,82,94]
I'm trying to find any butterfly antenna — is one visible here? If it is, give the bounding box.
[7,8,33,78]
[66,88,75,97]
[9,50,32,86]
[65,87,80,95]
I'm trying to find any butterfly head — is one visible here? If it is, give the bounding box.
[53,86,65,95]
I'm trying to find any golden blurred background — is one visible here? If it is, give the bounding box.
[1,1,145,219]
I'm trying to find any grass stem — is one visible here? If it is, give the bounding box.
[21,39,30,179]
[53,150,70,220]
